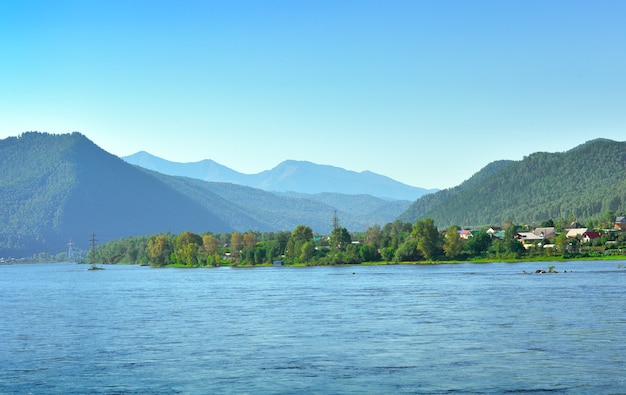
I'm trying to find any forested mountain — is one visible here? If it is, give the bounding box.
[0,132,232,256]
[277,191,412,227]
[141,172,411,233]
[0,132,410,257]
[123,151,436,201]
[399,139,626,228]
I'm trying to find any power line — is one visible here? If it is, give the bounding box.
[332,210,340,231]
[67,238,74,261]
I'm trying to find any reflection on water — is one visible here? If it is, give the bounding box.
[1,261,624,393]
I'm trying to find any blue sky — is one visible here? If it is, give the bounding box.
[1,0,625,189]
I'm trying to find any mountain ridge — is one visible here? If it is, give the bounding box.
[398,138,626,228]
[3,133,624,257]
[123,152,436,201]
[0,132,233,256]
[0,132,412,257]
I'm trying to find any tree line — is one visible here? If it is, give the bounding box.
[89,213,626,267]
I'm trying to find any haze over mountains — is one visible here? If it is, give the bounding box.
[0,132,417,256]
[123,151,435,201]
[2,132,625,258]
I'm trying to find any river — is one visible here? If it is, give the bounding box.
[0,261,624,394]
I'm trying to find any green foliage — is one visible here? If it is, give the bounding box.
[400,139,626,228]
[0,132,233,257]
[92,214,626,266]
[464,231,491,255]
[443,226,462,259]
[394,239,420,262]
[330,227,351,250]
[412,218,441,260]
[359,243,380,262]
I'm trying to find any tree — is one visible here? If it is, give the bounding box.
[443,226,462,259]
[412,218,440,260]
[604,210,616,229]
[202,234,220,255]
[148,235,172,266]
[465,231,491,256]
[381,220,412,249]
[243,232,257,249]
[364,224,382,248]
[502,225,525,258]
[381,246,395,262]
[359,243,380,262]
[291,225,313,242]
[394,239,420,262]
[553,232,568,253]
[299,241,315,263]
[174,231,203,266]
[176,231,202,248]
[230,232,243,259]
[180,242,200,266]
[344,244,361,264]
[286,225,313,263]
[254,245,267,264]
[330,227,351,250]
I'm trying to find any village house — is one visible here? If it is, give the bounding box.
[564,221,582,229]
[486,227,502,236]
[581,231,602,243]
[532,227,556,240]
[566,228,588,238]
[614,216,626,230]
[516,232,544,248]
[458,229,474,240]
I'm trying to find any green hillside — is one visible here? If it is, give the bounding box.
[0,132,409,257]
[148,172,407,233]
[399,139,626,227]
[0,132,232,256]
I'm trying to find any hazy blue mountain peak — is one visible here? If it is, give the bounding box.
[123,153,436,201]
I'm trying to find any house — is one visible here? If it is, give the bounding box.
[532,227,556,240]
[614,217,626,230]
[566,228,587,238]
[486,227,502,235]
[516,232,544,249]
[458,229,473,240]
[516,232,543,242]
[492,230,506,239]
[581,231,602,243]
[564,221,582,229]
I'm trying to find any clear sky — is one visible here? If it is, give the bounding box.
[1,1,625,189]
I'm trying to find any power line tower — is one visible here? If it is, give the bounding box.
[67,238,74,262]
[332,210,340,231]
[89,231,97,263]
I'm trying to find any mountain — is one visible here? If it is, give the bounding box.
[145,174,403,233]
[398,139,626,228]
[122,151,248,184]
[0,132,233,257]
[277,191,412,227]
[0,132,410,257]
[123,152,436,201]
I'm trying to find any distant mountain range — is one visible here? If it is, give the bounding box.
[0,132,414,256]
[123,151,436,201]
[2,132,625,257]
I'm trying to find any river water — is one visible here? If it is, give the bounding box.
[0,261,624,394]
